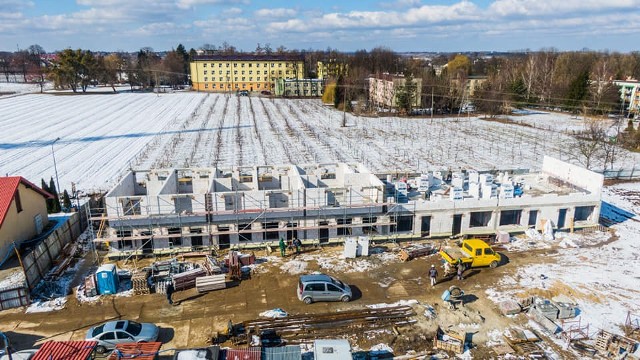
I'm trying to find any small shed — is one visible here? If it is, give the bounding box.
[108,342,162,360]
[32,340,97,360]
[313,339,351,360]
[96,264,119,295]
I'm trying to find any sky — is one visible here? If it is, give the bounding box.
[1,0,640,53]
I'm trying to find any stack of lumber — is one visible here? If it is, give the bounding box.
[131,270,150,295]
[172,267,206,291]
[228,251,241,280]
[196,274,226,293]
[84,274,97,297]
[399,243,435,262]
[202,256,223,275]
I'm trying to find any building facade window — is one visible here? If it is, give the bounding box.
[203,63,207,67]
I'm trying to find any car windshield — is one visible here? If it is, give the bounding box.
[125,321,142,336]
[92,325,105,337]
[330,278,344,289]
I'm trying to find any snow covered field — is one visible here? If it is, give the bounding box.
[1,92,639,193]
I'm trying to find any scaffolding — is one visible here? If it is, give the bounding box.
[89,175,418,258]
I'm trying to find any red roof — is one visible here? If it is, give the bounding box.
[107,342,162,360]
[0,176,53,228]
[32,340,97,360]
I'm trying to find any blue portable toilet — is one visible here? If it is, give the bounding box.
[96,264,119,295]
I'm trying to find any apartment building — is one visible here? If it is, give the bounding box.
[190,54,305,92]
[368,73,423,109]
[275,78,325,97]
[613,80,640,115]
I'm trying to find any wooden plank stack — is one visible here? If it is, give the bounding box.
[196,274,226,293]
[399,243,435,262]
[172,267,206,291]
[132,270,150,295]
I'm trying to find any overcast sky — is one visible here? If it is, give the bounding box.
[2,0,640,53]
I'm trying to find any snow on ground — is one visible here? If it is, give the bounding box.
[0,82,52,95]
[252,248,399,275]
[486,182,640,334]
[2,93,639,193]
[506,110,617,134]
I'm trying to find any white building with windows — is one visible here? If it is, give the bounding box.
[97,157,602,256]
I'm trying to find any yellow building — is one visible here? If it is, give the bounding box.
[317,60,348,80]
[0,177,52,262]
[190,54,305,92]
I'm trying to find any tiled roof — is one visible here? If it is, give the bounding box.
[108,342,162,360]
[32,340,97,360]
[0,176,53,228]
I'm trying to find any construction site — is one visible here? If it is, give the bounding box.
[93,156,603,258]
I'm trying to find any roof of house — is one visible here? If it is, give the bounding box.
[193,54,305,62]
[107,342,162,360]
[0,176,53,228]
[32,340,97,360]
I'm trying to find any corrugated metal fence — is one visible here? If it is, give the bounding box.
[0,285,29,309]
[21,212,82,291]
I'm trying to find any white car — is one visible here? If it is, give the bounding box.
[0,349,38,360]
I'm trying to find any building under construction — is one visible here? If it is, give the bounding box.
[95,157,603,256]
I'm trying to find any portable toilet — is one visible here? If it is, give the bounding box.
[96,264,119,295]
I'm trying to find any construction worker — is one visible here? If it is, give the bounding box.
[429,264,438,287]
[293,238,302,255]
[279,237,286,257]
[457,260,465,280]
[444,261,452,277]
[166,282,175,305]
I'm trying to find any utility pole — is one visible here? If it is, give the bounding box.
[342,83,347,127]
[51,137,61,195]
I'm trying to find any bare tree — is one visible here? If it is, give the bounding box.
[571,115,607,169]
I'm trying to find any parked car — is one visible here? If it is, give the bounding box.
[297,274,352,304]
[0,349,38,360]
[260,90,272,95]
[85,320,159,354]
[237,90,249,96]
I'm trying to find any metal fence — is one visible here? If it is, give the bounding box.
[597,168,640,180]
[0,285,30,310]
[21,212,83,291]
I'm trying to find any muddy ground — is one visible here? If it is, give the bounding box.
[0,239,589,359]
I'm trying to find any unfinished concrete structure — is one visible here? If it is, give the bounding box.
[97,157,603,255]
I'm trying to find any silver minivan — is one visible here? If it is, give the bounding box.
[297,274,352,304]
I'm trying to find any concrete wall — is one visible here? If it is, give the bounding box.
[542,156,604,195]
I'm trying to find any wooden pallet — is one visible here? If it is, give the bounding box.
[595,330,613,352]
[131,270,150,295]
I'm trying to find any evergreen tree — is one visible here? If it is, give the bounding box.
[62,190,72,211]
[49,177,61,213]
[41,178,53,213]
[565,70,590,113]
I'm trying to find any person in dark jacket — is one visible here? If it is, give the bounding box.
[166,282,175,305]
[429,264,438,287]
[293,238,302,255]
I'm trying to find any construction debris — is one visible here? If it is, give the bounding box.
[433,326,465,354]
[504,328,546,358]
[594,330,638,358]
[398,243,435,262]
[196,274,226,293]
[498,300,522,316]
[231,305,416,344]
